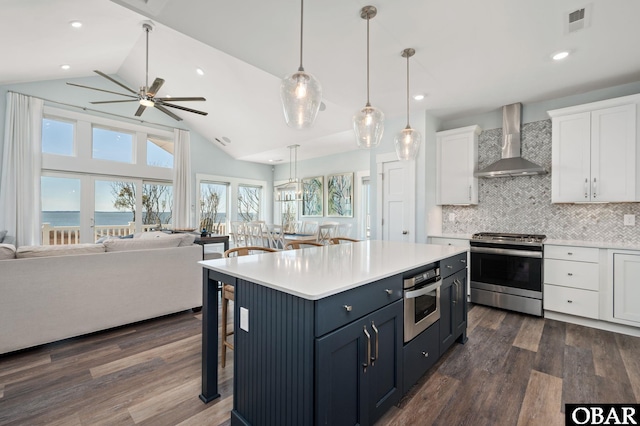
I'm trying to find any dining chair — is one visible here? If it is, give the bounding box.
[229,221,245,247]
[284,241,324,250]
[265,224,286,249]
[337,223,352,238]
[317,222,338,244]
[300,220,318,235]
[330,237,360,244]
[220,246,277,368]
[245,221,267,247]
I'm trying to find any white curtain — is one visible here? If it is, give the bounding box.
[0,93,44,246]
[172,129,193,229]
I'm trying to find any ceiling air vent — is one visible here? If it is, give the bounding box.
[566,4,592,33]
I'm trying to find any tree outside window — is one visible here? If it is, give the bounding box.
[200,182,227,232]
[237,185,261,222]
[111,181,173,228]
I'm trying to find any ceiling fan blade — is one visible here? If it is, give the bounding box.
[155,104,183,121]
[90,99,139,104]
[66,83,139,99]
[158,101,208,116]
[147,78,165,97]
[94,70,137,94]
[154,97,206,102]
[134,104,147,117]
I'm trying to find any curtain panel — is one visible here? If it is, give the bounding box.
[0,93,44,246]
[172,129,192,229]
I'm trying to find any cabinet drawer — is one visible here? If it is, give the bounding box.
[315,274,402,337]
[544,259,599,291]
[441,252,467,278]
[544,284,599,319]
[544,245,599,262]
[403,321,439,394]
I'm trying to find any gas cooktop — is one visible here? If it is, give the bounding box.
[471,232,547,244]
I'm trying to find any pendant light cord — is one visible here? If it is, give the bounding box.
[366,15,371,106]
[145,26,150,90]
[298,0,305,72]
[405,53,410,127]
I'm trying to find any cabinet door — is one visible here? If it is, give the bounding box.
[315,300,402,426]
[439,274,454,356]
[436,126,479,205]
[367,300,403,423]
[613,254,640,324]
[591,104,637,202]
[551,112,591,202]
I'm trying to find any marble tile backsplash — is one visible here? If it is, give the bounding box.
[441,119,640,243]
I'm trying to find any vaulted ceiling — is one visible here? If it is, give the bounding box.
[2,0,640,163]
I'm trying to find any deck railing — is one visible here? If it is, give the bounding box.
[41,222,227,245]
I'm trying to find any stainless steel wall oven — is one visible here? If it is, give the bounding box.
[470,233,545,316]
[403,264,441,343]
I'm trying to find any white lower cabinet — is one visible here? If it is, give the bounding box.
[613,253,640,324]
[544,245,600,319]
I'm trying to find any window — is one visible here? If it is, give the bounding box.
[142,182,173,227]
[92,126,133,163]
[237,185,262,222]
[42,118,74,156]
[147,136,174,168]
[200,181,228,232]
[41,175,81,244]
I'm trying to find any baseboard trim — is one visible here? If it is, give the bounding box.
[544,311,640,337]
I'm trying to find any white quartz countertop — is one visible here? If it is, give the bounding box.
[544,239,640,251]
[200,240,467,300]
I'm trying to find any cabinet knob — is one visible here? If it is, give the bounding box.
[343,305,353,312]
[446,265,453,269]
[567,252,573,255]
[567,273,573,276]
[460,259,466,263]
[402,230,408,235]
[422,351,429,358]
[384,289,393,295]
[567,300,573,304]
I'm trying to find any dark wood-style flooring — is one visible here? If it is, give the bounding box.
[1,303,639,425]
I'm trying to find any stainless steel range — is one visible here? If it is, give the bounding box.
[470,232,546,316]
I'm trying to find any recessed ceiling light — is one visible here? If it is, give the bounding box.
[69,21,82,28]
[60,64,71,70]
[552,51,570,61]
[413,94,425,101]
[196,68,204,76]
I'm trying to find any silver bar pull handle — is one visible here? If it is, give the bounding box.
[593,177,597,199]
[363,326,371,372]
[585,177,589,199]
[468,185,471,201]
[371,321,378,366]
[343,305,353,312]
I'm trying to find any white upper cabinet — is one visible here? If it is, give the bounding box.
[548,94,640,203]
[436,125,481,205]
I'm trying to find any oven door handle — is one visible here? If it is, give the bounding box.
[405,281,441,299]
[470,246,542,258]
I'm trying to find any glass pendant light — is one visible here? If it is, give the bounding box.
[394,48,422,161]
[280,0,322,129]
[353,5,384,149]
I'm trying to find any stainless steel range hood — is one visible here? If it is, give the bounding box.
[474,103,547,178]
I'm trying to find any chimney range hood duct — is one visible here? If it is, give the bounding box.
[474,103,547,178]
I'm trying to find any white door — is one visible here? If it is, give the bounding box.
[377,153,415,242]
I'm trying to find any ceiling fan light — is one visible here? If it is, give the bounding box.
[394,126,422,161]
[139,98,154,107]
[353,105,384,148]
[280,70,322,129]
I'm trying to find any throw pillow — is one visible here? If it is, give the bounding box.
[103,237,181,252]
[0,230,7,243]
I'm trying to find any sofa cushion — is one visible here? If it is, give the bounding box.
[16,243,106,259]
[0,243,16,260]
[134,231,195,247]
[103,237,181,252]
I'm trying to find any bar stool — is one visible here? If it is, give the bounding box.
[220,246,277,367]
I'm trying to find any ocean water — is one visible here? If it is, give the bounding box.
[42,211,170,226]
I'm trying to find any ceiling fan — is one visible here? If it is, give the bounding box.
[67,21,207,121]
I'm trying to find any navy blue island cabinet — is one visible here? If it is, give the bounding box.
[199,241,469,426]
[230,273,403,426]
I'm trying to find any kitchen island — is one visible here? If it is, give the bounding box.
[200,240,467,425]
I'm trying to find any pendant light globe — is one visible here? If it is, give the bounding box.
[395,48,421,161]
[281,0,322,129]
[354,104,385,148]
[353,5,384,148]
[281,70,322,129]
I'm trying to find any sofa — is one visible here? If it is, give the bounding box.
[0,232,203,355]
